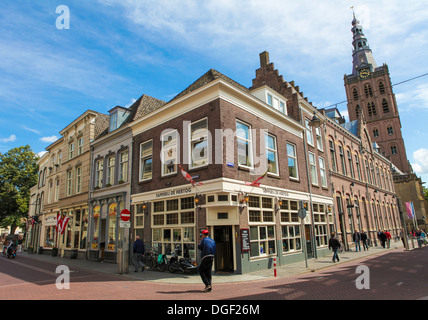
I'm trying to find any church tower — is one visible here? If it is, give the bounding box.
[343,13,410,173]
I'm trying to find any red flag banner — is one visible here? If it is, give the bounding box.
[178,164,203,186]
[245,165,271,187]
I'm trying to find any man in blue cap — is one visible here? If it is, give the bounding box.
[198,229,216,292]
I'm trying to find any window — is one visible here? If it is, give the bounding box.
[55,178,60,202]
[140,140,153,181]
[77,137,83,155]
[106,156,115,185]
[267,93,273,106]
[119,151,128,183]
[250,226,276,257]
[364,84,373,97]
[353,88,359,101]
[387,127,393,135]
[308,152,318,185]
[365,159,371,184]
[265,134,278,175]
[151,197,196,258]
[347,150,354,179]
[162,130,178,176]
[190,118,208,168]
[66,171,73,196]
[109,112,118,132]
[329,140,337,172]
[355,153,362,181]
[69,143,74,160]
[382,99,389,113]
[305,119,314,145]
[313,203,329,247]
[339,145,347,175]
[315,127,323,151]
[108,203,118,251]
[280,200,301,253]
[287,142,298,179]
[391,145,397,154]
[236,121,253,168]
[373,129,379,137]
[379,82,385,94]
[319,157,327,187]
[75,166,82,193]
[279,101,285,114]
[95,159,103,188]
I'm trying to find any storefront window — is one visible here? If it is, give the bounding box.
[45,226,55,248]
[80,209,88,249]
[108,203,117,250]
[91,206,100,249]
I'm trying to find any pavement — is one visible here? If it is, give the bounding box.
[15,239,417,284]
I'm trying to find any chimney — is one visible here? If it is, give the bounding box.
[259,51,270,67]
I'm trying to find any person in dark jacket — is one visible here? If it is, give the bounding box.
[361,230,369,251]
[353,230,361,252]
[378,230,387,248]
[133,235,145,272]
[198,229,216,292]
[328,232,341,263]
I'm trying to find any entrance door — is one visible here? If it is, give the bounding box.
[305,225,313,258]
[214,226,233,272]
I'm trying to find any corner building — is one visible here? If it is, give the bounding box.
[130,66,334,274]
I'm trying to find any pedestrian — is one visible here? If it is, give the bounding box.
[132,235,145,272]
[353,229,361,252]
[361,230,369,251]
[198,229,216,292]
[421,229,427,246]
[400,229,406,248]
[384,230,391,249]
[328,232,341,263]
[379,230,387,248]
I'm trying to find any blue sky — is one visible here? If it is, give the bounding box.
[1,0,427,183]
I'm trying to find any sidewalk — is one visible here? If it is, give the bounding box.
[17,239,413,284]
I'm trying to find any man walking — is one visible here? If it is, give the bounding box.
[353,229,361,252]
[328,232,341,263]
[133,235,145,272]
[361,230,369,251]
[198,229,216,292]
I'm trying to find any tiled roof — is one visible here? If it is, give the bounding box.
[169,69,250,103]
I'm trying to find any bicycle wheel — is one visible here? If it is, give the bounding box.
[144,256,155,270]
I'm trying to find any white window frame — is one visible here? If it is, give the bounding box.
[265,133,279,176]
[106,155,115,185]
[287,142,299,180]
[95,159,103,188]
[189,118,209,169]
[161,130,178,177]
[305,119,314,146]
[309,151,318,186]
[140,140,153,181]
[315,127,323,151]
[319,156,327,187]
[119,151,128,183]
[236,120,254,169]
[76,166,82,193]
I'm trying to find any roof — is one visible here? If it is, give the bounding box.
[169,69,250,103]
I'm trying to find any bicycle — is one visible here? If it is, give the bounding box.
[143,247,168,272]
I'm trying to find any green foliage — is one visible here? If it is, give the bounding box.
[0,145,39,234]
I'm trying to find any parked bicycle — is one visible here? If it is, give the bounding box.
[143,247,168,272]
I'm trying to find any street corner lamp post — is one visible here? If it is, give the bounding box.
[303,110,324,260]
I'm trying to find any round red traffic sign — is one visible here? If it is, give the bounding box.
[120,209,131,222]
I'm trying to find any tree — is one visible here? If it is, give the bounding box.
[423,187,428,203]
[0,145,39,234]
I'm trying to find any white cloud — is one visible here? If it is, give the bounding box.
[412,148,428,175]
[22,125,40,135]
[0,134,16,143]
[40,136,58,143]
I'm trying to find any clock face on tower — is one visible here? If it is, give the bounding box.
[359,68,370,79]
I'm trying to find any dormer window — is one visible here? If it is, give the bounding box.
[108,106,129,132]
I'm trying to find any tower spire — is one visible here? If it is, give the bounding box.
[351,11,377,75]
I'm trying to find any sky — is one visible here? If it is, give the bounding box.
[1,0,427,184]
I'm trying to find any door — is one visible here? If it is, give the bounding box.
[214,226,233,272]
[305,225,313,258]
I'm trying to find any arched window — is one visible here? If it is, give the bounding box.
[364,84,373,98]
[353,88,359,101]
[379,82,385,94]
[382,99,389,113]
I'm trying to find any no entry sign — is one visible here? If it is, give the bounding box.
[120,209,131,222]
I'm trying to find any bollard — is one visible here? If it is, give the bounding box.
[274,257,277,277]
